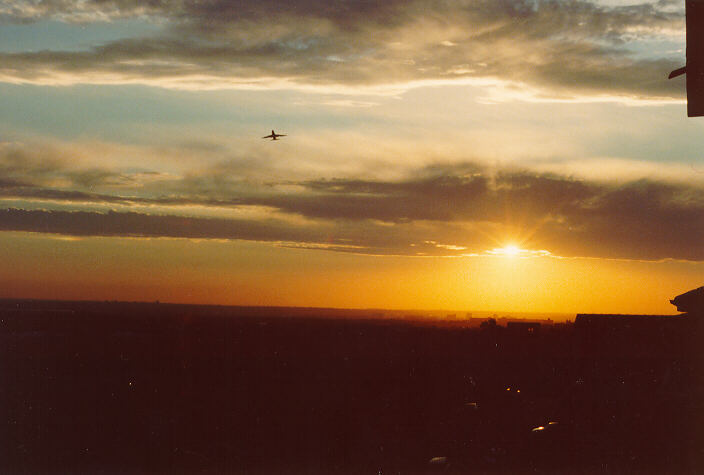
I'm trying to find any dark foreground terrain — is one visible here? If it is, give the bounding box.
[1,300,702,474]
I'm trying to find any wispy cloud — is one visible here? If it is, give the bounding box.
[0,0,165,23]
[0,1,686,101]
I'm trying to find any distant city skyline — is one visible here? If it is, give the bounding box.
[0,0,702,314]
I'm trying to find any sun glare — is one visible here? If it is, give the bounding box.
[491,244,522,257]
[502,245,521,257]
[486,245,553,258]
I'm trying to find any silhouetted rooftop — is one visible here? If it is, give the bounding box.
[670,286,704,314]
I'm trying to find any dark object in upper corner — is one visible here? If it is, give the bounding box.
[669,1,704,117]
[670,286,704,313]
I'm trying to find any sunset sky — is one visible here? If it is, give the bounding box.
[0,0,702,314]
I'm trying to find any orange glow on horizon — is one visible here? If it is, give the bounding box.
[0,232,700,316]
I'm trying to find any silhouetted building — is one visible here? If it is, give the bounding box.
[576,285,703,330]
[574,313,684,328]
[670,286,704,314]
[573,286,704,358]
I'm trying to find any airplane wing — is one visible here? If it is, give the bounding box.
[277,134,287,137]
[262,134,274,139]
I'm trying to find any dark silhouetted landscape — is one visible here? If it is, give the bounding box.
[2,296,702,473]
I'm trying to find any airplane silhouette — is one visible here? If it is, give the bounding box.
[262,130,287,140]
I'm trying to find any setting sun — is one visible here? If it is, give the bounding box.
[501,245,521,257]
[489,244,523,257]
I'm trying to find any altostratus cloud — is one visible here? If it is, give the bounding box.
[0,0,685,100]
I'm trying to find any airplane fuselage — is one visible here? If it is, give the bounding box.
[263,129,286,140]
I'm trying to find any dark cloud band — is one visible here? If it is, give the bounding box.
[2,166,702,261]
